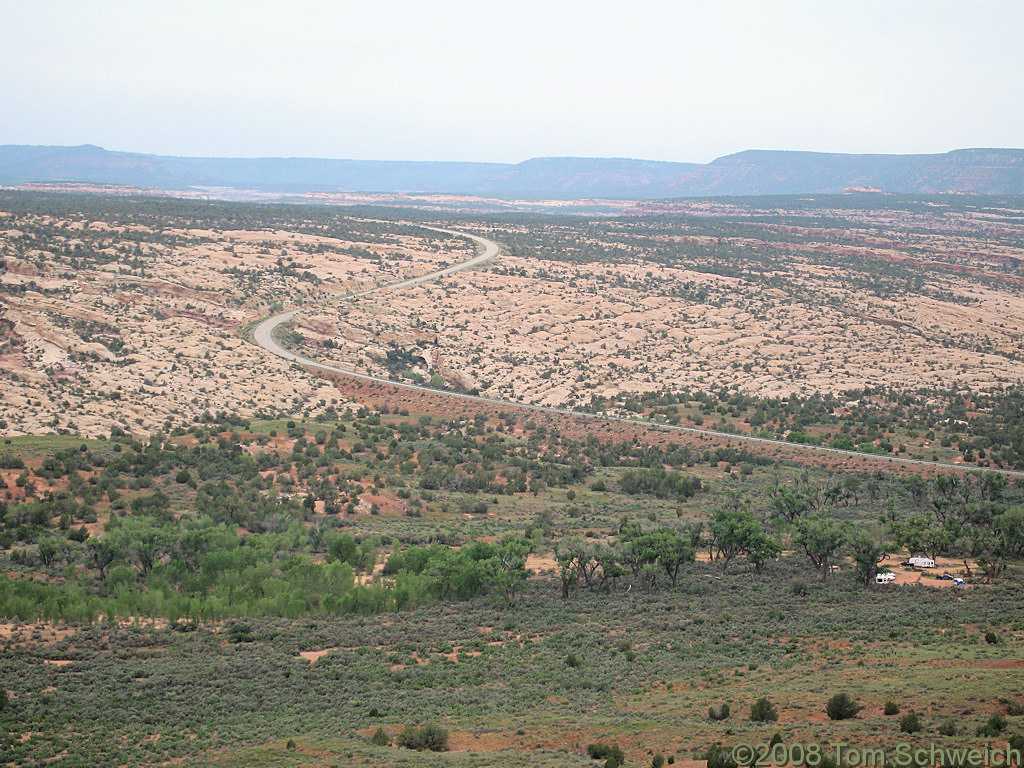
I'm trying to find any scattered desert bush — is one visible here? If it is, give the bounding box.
[900,713,923,733]
[587,742,625,765]
[708,703,731,721]
[396,723,448,752]
[705,742,739,768]
[826,692,863,721]
[750,697,778,723]
[976,712,1007,737]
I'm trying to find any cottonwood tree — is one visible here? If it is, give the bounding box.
[87,537,121,580]
[850,526,889,586]
[709,507,777,573]
[490,539,531,606]
[768,485,814,523]
[623,527,696,590]
[794,513,849,580]
[595,544,627,592]
[555,536,598,597]
[107,517,171,576]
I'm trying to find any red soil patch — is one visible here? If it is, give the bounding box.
[297,648,337,664]
[878,554,982,588]
[358,491,403,515]
[526,553,557,575]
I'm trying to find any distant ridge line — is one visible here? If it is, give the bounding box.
[2,144,1023,198]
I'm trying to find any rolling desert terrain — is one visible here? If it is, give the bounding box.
[295,202,1024,405]
[0,196,472,437]
[2,191,1024,768]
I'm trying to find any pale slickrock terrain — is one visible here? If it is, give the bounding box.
[292,208,1024,415]
[0,204,470,436]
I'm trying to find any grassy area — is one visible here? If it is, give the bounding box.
[0,433,108,460]
[2,565,1021,766]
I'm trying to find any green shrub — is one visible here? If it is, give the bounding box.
[884,701,900,716]
[708,703,731,721]
[985,631,999,644]
[227,622,254,643]
[826,693,864,720]
[976,713,1007,737]
[370,727,390,746]
[653,753,666,768]
[938,719,959,737]
[705,742,739,768]
[900,713,922,733]
[397,723,448,752]
[587,743,625,763]
[750,697,778,723]
[0,454,25,469]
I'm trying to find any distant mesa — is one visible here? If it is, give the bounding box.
[1,144,1023,198]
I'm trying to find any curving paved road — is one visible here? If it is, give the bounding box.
[252,223,1024,479]
[253,225,497,362]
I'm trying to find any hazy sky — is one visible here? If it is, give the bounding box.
[2,1,1021,163]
